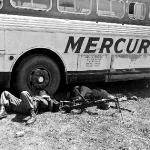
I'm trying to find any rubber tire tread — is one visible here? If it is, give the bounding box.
[13,54,61,95]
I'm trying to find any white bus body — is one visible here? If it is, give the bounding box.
[0,0,150,94]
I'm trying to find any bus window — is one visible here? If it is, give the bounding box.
[97,0,125,18]
[149,6,150,19]
[129,2,146,20]
[112,0,125,18]
[11,0,52,10]
[58,0,91,14]
[33,0,51,9]
[0,0,3,9]
[129,2,135,15]
[58,0,74,13]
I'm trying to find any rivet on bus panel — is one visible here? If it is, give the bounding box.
[9,56,14,61]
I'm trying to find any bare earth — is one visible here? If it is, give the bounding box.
[0,80,150,150]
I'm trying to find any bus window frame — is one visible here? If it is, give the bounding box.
[57,0,92,15]
[128,2,146,20]
[149,6,150,19]
[96,0,125,19]
[0,0,3,9]
[10,0,52,11]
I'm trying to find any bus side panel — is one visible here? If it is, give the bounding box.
[0,29,11,88]
[108,24,150,81]
[4,30,78,72]
[110,54,150,81]
[0,30,5,72]
[3,15,150,83]
[77,54,111,71]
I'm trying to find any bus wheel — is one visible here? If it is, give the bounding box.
[13,55,61,95]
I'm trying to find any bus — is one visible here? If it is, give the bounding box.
[0,0,150,95]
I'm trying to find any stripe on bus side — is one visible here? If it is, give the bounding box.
[0,14,150,37]
[67,68,150,83]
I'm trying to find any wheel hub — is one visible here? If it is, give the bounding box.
[29,68,50,90]
[38,76,44,83]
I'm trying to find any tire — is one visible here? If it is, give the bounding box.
[12,54,61,95]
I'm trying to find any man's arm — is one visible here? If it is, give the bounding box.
[42,95,51,101]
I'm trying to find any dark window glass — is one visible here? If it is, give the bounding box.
[129,3,135,14]
[129,2,146,20]
[0,0,3,9]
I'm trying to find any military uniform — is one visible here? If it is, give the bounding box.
[0,90,56,125]
[79,86,115,100]
[0,91,35,114]
[73,86,115,110]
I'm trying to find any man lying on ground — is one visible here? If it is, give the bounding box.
[63,85,116,113]
[74,85,115,100]
[69,85,138,112]
[0,90,59,125]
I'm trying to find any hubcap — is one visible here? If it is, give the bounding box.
[38,76,44,83]
[28,68,50,90]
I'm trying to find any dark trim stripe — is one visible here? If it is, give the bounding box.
[110,68,150,75]
[67,70,109,75]
[67,70,108,83]
[67,68,150,83]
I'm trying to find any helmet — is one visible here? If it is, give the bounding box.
[73,86,80,96]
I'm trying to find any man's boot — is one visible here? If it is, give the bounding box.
[26,109,36,125]
[0,105,7,119]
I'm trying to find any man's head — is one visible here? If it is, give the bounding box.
[73,86,80,96]
[74,86,80,90]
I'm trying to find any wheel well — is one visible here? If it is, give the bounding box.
[11,48,67,88]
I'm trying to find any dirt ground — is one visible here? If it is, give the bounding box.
[1,80,150,150]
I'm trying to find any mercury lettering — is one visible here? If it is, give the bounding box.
[64,36,150,54]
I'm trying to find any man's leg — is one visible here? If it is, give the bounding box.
[0,91,10,105]
[20,91,37,125]
[92,89,112,110]
[0,91,13,119]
